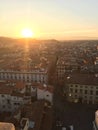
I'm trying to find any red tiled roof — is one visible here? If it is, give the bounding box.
[0,80,25,95]
[0,87,12,94]
[37,84,54,93]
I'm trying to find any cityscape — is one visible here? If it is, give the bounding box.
[0,38,98,130]
[0,0,98,130]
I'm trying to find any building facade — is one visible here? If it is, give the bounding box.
[0,80,31,112]
[56,57,79,80]
[37,84,54,104]
[64,74,98,104]
[0,70,48,84]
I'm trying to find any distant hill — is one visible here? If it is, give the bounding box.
[0,37,16,45]
[0,36,59,45]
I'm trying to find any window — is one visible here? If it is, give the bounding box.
[1,95,5,97]
[70,88,73,92]
[14,103,20,105]
[7,99,10,104]
[15,76,17,79]
[75,95,77,98]
[2,105,5,108]
[75,89,77,93]
[7,74,9,78]
[80,89,82,93]
[27,79,29,82]
[14,97,17,100]
[90,90,93,95]
[85,96,87,98]
[96,91,98,95]
[85,90,87,94]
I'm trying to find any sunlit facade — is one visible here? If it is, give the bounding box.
[0,70,48,84]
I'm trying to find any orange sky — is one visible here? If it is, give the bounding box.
[0,0,98,40]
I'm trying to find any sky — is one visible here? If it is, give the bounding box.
[0,0,98,40]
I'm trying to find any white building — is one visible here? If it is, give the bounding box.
[0,80,31,112]
[0,70,48,84]
[37,84,54,104]
[0,92,24,112]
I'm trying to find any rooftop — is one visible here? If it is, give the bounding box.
[0,122,15,130]
[65,73,98,86]
[37,84,54,93]
[0,80,25,95]
[6,100,53,130]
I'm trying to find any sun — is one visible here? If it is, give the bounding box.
[21,28,34,38]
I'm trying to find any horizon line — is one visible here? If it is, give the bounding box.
[0,35,98,41]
